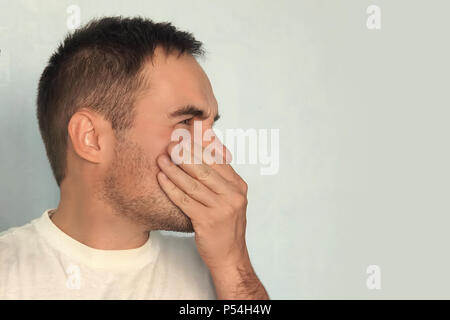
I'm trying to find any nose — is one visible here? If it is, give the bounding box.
[200,125,232,164]
[190,119,232,164]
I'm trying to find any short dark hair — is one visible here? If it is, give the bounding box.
[37,16,204,186]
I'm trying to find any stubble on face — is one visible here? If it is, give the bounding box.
[100,133,194,233]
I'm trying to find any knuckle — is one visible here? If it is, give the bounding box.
[180,193,191,205]
[223,205,235,216]
[187,180,199,195]
[240,180,248,193]
[233,193,248,208]
[197,166,212,181]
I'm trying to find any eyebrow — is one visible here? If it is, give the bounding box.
[169,104,221,122]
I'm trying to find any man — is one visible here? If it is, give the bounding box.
[0,16,269,299]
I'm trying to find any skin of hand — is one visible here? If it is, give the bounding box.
[156,140,269,299]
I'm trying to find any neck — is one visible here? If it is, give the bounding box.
[50,180,149,250]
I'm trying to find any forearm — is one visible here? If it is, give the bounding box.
[210,259,269,300]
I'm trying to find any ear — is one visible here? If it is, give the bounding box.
[67,108,105,164]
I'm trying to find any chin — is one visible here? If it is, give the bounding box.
[157,203,195,233]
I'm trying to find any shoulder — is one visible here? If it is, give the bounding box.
[0,219,42,264]
[0,218,44,295]
[0,220,39,251]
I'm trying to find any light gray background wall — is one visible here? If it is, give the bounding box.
[1,0,449,299]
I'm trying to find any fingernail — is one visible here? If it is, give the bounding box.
[158,171,167,180]
[159,155,171,166]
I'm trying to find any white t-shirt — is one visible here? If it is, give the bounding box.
[0,209,217,299]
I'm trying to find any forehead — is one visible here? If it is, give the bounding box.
[135,47,218,119]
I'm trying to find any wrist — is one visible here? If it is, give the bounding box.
[207,248,252,276]
[208,253,268,300]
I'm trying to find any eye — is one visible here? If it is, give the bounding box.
[179,118,192,125]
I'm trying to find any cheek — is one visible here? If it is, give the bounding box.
[136,128,174,169]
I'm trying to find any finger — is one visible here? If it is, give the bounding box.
[156,170,203,220]
[198,136,241,183]
[167,143,231,194]
[157,154,218,207]
[196,142,248,193]
[169,139,242,186]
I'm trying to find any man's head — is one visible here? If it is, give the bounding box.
[37,16,219,232]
